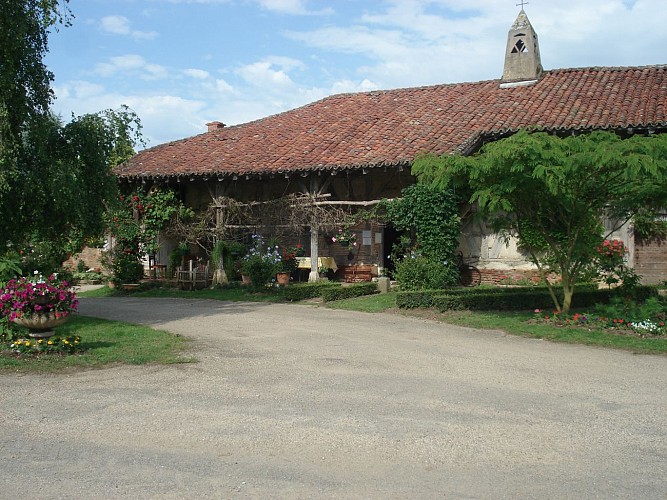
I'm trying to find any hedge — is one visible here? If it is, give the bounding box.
[281,282,340,301]
[397,285,659,311]
[321,283,379,302]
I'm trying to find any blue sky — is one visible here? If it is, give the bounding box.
[45,0,665,148]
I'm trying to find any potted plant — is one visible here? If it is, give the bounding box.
[331,228,357,247]
[0,273,79,338]
[318,265,331,279]
[275,247,298,285]
[240,235,281,289]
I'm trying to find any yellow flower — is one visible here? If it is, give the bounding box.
[47,340,54,345]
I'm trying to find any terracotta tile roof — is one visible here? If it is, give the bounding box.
[115,65,667,179]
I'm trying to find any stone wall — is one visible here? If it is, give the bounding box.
[62,247,108,273]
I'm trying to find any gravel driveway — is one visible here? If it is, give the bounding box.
[1,297,666,499]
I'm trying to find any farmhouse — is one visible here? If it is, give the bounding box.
[115,9,667,284]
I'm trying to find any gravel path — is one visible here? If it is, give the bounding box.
[1,297,666,499]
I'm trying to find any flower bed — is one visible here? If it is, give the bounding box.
[0,273,78,322]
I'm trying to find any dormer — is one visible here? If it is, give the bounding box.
[500,9,543,88]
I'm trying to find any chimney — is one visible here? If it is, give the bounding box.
[206,121,226,132]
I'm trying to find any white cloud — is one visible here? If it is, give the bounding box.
[183,68,211,79]
[214,78,235,93]
[236,60,296,88]
[143,63,169,80]
[256,0,332,15]
[99,15,158,40]
[93,55,170,81]
[156,0,331,15]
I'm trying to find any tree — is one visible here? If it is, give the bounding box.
[0,1,144,273]
[1,107,142,271]
[413,130,667,313]
[0,0,71,191]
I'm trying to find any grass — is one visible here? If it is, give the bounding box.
[78,284,281,302]
[0,316,193,373]
[323,291,667,355]
[325,291,397,312]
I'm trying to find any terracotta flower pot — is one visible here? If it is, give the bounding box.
[276,272,290,285]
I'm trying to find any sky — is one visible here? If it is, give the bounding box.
[44,0,666,148]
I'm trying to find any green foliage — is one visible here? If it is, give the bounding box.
[393,256,458,290]
[106,187,189,282]
[240,235,281,289]
[0,0,71,139]
[168,242,189,277]
[413,130,667,314]
[633,208,667,242]
[0,1,144,265]
[111,251,144,284]
[321,283,379,302]
[282,282,340,301]
[8,335,81,355]
[395,284,656,312]
[242,254,277,289]
[594,296,666,325]
[0,253,22,282]
[386,183,461,263]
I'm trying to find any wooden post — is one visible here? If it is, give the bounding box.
[309,176,322,282]
[309,223,319,282]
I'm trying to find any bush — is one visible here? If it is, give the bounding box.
[594,295,666,323]
[393,256,458,290]
[321,283,379,302]
[396,285,659,312]
[112,252,144,284]
[282,282,340,301]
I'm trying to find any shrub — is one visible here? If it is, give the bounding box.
[396,285,658,311]
[282,282,340,301]
[112,252,144,284]
[321,283,378,302]
[594,295,666,324]
[393,256,458,290]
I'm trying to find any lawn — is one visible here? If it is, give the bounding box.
[0,315,193,373]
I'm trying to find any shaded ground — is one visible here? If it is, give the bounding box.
[1,297,666,499]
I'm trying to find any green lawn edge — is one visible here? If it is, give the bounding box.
[0,315,194,374]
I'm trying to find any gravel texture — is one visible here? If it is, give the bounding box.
[1,296,666,499]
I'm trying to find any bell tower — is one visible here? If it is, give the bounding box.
[500,7,543,86]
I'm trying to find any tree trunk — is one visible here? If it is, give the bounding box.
[561,276,574,315]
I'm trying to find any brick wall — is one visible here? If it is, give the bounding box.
[478,268,543,286]
[634,237,667,285]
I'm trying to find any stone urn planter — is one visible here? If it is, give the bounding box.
[13,313,70,339]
